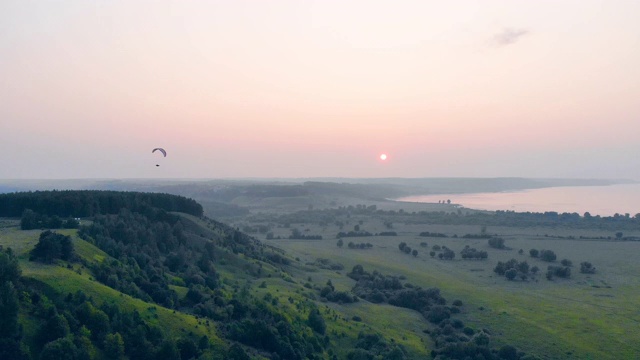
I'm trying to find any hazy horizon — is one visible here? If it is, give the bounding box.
[3,1,639,179]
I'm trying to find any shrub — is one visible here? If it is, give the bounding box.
[488,237,506,249]
[505,269,518,280]
[30,230,75,263]
[580,261,596,274]
[426,306,450,324]
[547,265,571,279]
[540,250,557,262]
[308,309,326,334]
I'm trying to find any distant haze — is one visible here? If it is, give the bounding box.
[2,1,639,179]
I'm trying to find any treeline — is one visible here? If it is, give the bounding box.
[0,190,203,218]
[419,231,448,238]
[336,230,373,238]
[21,209,80,230]
[250,206,640,231]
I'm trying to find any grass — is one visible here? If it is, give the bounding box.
[262,222,640,360]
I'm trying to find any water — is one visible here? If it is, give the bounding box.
[397,183,640,217]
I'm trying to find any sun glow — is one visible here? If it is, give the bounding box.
[380,154,387,161]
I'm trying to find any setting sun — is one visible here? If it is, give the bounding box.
[380,154,387,161]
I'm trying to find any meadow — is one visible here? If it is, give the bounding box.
[246,216,640,359]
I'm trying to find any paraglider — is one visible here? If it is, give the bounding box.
[152,148,166,167]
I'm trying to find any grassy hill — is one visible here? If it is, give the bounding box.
[6,189,633,359]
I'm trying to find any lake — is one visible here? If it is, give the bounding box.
[397,183,640,217]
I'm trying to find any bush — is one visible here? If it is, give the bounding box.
[441,249,455,260]
[30,231,75,263]
[580,261,596,274]
[529,249,539,258]
[426,306,450,324]
[547,265,571,279]
[308,309,326,334]
[540,250,557,262]
[488,237,506,249]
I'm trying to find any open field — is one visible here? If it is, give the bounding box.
[256,219,640,359]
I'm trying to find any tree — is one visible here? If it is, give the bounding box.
[0,338,30,360]
[488,237,505,249]
[560,259,572,267]
[30,231,75,263]
[580,262,596,274]
[429,251,436,258]
[517,261,529,274]
[227,343,250,360]
[0,250,21,285]
[411,249,418,257]
[198,336,210,351]
[441,249,455,260]
[104,333,125,359]
[498,345,519,360]
[177,337,198,360]
[39,337,79,360]
[398,242,407,251]
[155,340,181,360]
[505,268,518,281]
[540,250,557,262]
[615,232,623,239]
[40,313,70,345]
[337,239,344,248]
[426,306,450,324]
[0,281,19,338]
[529,249,539,258]
[308,308,326,334]
[20,209,39,230]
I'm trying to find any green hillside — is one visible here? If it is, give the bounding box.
[0,190,558,360]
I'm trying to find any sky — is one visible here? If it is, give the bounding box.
[2,0,639,179]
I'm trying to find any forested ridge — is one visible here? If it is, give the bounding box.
[0,190,203,218]
[1,191,333,359]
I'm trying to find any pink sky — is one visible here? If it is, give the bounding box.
[2,1,639,179]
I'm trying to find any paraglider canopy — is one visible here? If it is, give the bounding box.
[152,148,167,157]
[152,148,166,167]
